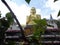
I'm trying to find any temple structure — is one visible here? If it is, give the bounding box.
[47,15,58,29]
[5,8,60,45]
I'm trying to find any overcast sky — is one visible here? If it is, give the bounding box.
[0,0,60,24]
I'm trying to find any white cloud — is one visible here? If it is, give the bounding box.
[0,0,41,24]
[0,0,9,17]
[45,0,60,19]
[42,15,50,19]
[0,0,60,25]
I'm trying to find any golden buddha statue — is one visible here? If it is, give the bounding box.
[26,7,41,25]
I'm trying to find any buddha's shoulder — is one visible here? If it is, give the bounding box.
[27,15,31,18]
[36,14,41,16]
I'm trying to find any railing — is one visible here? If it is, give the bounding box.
[40,41,60,43]
[41,35,60,37]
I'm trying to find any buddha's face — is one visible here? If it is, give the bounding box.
[30,7,36,15]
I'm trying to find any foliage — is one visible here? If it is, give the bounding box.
[28,18,47,45]
[56,20,60,28]
[25,0,31,4]
[6,12,14,25]
[7,41,16,45]
[0,12,14,45]
[0,12,14,31]
[54,0,58,2]
[33,18,47,39]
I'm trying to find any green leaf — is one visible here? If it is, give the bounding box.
[57,10,60,16]
[25,0,31,4]
[6,12,14,24]
[54,0,58,2]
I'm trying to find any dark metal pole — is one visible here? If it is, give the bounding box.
[1,0,25,38]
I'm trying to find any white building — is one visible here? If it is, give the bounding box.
[47,15,58,29]
[8,22,20,30]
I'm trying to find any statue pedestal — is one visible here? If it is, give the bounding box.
[24,25,33,36]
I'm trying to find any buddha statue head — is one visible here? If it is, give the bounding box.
[30,7,36,15]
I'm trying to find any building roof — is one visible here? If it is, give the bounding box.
[6,30,21,32]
